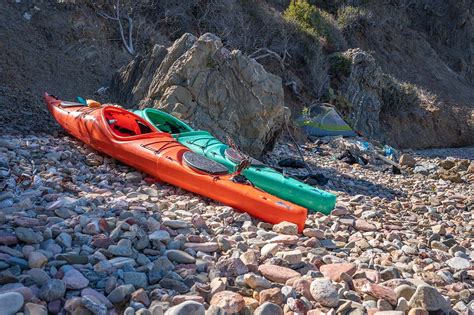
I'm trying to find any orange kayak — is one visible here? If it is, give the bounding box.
[43,93,307,231]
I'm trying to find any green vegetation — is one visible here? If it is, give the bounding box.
[283,0,345,50]
[381,75,436,111]
[328,52,352,77]
[336,5,369,28]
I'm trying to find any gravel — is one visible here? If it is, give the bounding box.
[0,133,472,313]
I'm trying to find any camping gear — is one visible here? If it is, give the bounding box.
[297,104,356,137]
[44,93,307,231]
[134,108,337,214]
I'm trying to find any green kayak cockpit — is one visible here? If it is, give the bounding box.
[136,108,194,134]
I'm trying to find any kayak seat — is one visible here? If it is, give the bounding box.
[104,107,153,137]
[144,109,194,134]
[157,121,181,134]
[224,148,264,166]
[183,151,229,175]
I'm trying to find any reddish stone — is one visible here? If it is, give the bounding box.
[320,263,357,281]
[291,277,312,300]
[172,295,204,305]
[367,308,380,315]
[90,234,113,248]
[187,235,204,243]
[131,288,150,306]
[98,218,111,233]
[359,269,381,283]
[124,217,138,225]
[268,235,299,245]
[361,283,397,306]
[355,219,377,231]
[259,287,284,305]
[13,217,40,227]
[352,278,370,292]
[0,232,18,245]
[210,291,245,313]
[258,264,300,284]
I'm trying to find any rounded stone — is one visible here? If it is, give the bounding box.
[0,292,24,315]
[164,301,205,315]
[166,250,196,264]
[258,264,300,283]
[39,279,66,302]
[408,285,450,311]
[310,278,339,307]
[210,291,245,313]
[254,302,283,315]
[24,302,48,315]
[28,251,48,269]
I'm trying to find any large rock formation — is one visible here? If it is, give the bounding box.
[338,49,474,148]
[111,33,289,157]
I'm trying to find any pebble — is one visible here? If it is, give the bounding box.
[123,271,148,288]
[24,302,48,315]
[81,295,107,315]
[184,242,219,252]
[310,278,339,307]
[272,221,298,235]
[394,285,415,300]
[320,263,357,281]
[28,251,48,268]
[210,291,245,313]
[61,266,89,289]
[15,227,43,244]
[165,301,205,315]
[254,302,284,315]
[39,279,66,302]
[149,230,171,242]
[258,264,300,283]
[259,288,284,305]
[408,285,450,311]
[0,292,24,315]
[446,257,470,270]
[244,273,272,289]
[215,257,248,277]
[166,250,196,264]
[361,283,397,305]
[107,284,135,304]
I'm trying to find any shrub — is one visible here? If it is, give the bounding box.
[328,52,352,77]
[283,0,346,51]
[381,75,436,111]
[336,5,370,29]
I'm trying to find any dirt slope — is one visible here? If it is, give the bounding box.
[0,1,130,133]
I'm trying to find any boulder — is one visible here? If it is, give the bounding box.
[111,33,289,157]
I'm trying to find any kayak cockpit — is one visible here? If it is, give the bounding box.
[104,107,154,137]
[141,108,193,134]
[182,151,228,175]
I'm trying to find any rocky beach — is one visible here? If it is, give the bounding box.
[0,133,471,315]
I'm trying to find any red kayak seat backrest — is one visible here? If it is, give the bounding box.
[104,107,153,137]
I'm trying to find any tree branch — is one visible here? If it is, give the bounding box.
[97,0,135,56]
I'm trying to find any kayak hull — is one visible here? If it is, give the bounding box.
[44,94,307,231]
[135,108,336,214]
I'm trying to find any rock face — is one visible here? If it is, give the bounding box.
[338,48,473,149]
[111,33,289,157]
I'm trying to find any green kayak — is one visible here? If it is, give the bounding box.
[134,108,336,214]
